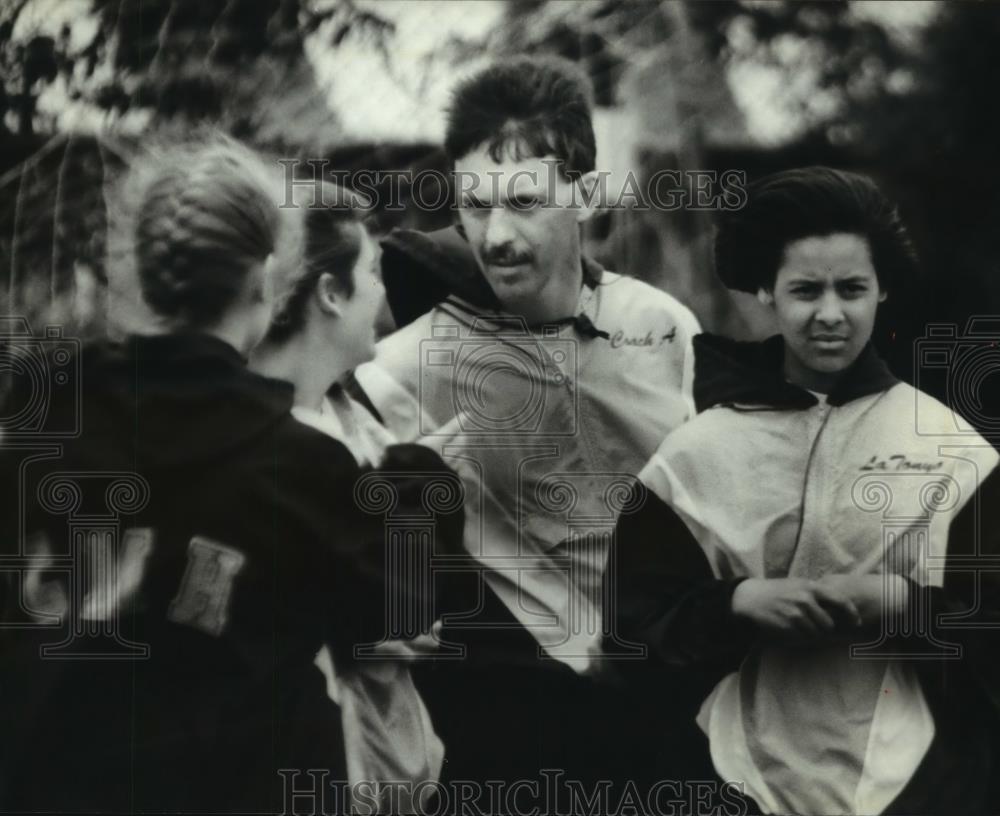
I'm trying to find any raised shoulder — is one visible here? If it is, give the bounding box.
[638,406,741,502]
[597,272,701,339]
[889,381,977,435]
[375,310,436,371]
[654,404,738,461]
[883,382,999,466]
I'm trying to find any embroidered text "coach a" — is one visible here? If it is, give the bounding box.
[609,326,677,349]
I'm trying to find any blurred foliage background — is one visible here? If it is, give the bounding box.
[1,0,998,394]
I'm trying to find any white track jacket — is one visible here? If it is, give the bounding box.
[616,334,1000,815]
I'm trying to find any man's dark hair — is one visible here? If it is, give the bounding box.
[715,166,919,294]
[444,55,596,178]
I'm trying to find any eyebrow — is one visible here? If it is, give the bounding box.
[463,186,548,209]
[786,275,872,285]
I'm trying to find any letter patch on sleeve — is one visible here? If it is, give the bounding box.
[167,536,246,637]
[81,527,155,622]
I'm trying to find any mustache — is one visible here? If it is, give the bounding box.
[481,248,533,266]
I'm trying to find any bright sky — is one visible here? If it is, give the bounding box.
[11,0,941,146]
[307,0,506,144]
[309,0,942,146]
[11,0,96,48]
[728,0,941,144]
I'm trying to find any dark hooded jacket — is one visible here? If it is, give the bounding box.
[0,333,453,814]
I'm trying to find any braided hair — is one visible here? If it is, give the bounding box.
[110,134,280,330]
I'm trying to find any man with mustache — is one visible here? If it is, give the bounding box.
[354,56,702,803]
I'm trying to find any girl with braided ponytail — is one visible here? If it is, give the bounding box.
[107,134,282,349]
[0,138,405,814]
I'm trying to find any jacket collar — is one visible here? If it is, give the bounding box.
[124,331,250,367]
[438,256,608,339]
[77,332,296,468]
[693,334,899,412]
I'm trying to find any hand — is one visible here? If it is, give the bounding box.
[731,577,863,645]
[817,573,910,628]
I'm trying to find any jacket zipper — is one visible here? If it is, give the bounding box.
[788,404,834,569]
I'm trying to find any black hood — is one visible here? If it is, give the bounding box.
[381,225,498,326]
[693,333,899,413]
[380,225,606,328]
[70,333,294,470]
